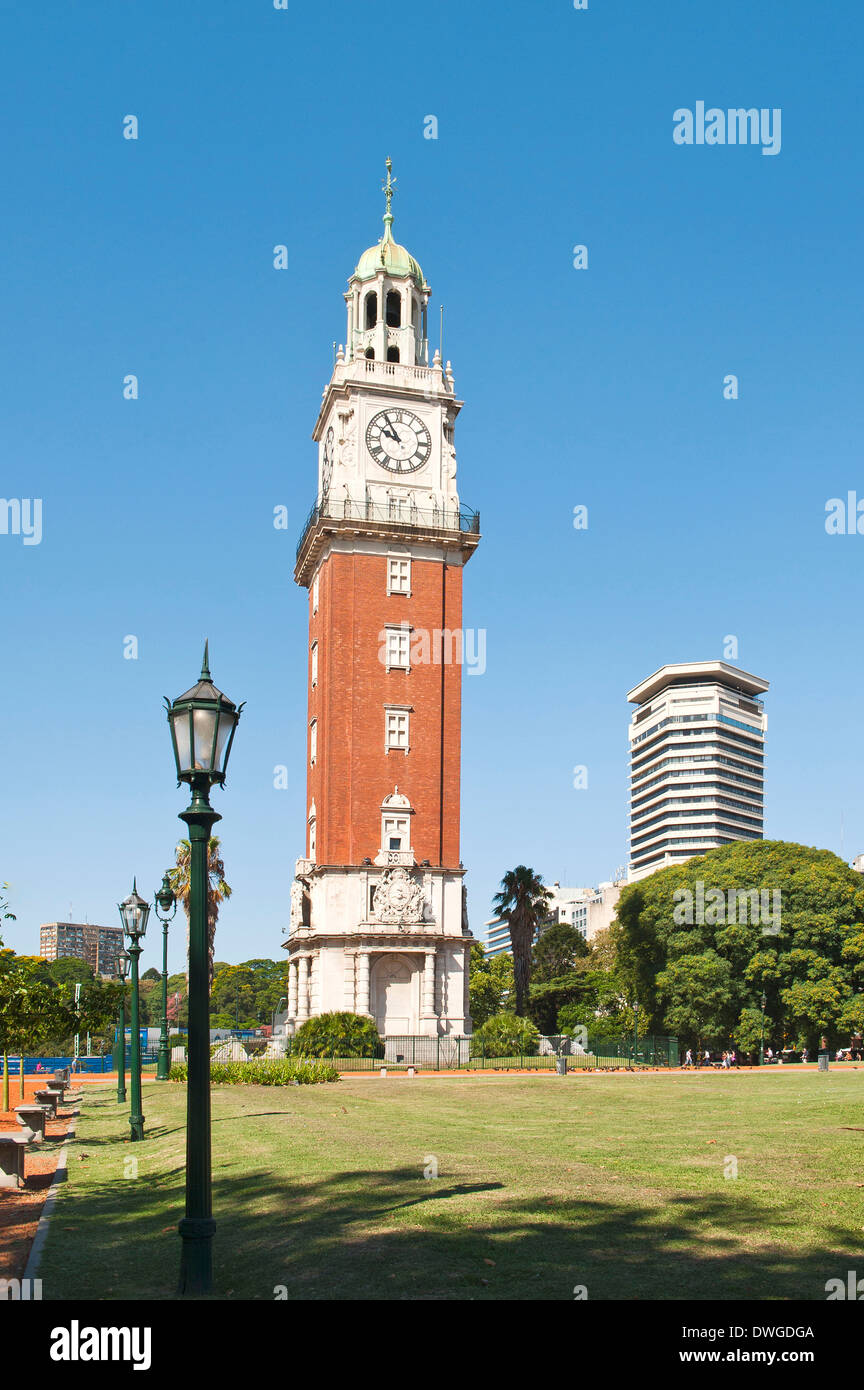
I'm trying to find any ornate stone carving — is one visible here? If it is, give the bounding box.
[372,866,424,924]
[337,406,356,468]
[290,878,304,932]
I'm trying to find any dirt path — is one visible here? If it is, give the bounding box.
[0,1077,84,1280]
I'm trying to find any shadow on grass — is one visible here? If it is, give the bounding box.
[36,1158,860,1303]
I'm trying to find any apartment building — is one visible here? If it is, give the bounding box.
[39,921,124,976]
[627,661,769,882]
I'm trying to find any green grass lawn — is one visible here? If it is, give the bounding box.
[37,1071,864,1300]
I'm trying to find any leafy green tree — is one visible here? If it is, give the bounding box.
[41,957,95,987]
[491,867,552,1016]
[0,884,16,949]
[532,924,590,983]
[655,951,735,1049]
[294,1012,382,1058]
[470,1012,540,1057]
[468,942,514,1026]
[209,959,288,1029]
[612,840,864,1052]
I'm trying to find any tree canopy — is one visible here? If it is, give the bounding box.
[611,840,864,1052]
[209,958,289,1029]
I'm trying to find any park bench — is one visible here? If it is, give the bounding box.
[33,1089,59,1116]
[0,1133,30,1189]
[13,1103,51,1143]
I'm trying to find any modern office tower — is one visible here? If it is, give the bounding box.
[627,661,769,882]
[39,921,124,976]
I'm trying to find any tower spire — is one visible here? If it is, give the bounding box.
[381,156,396,252]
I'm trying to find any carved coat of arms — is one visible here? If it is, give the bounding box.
[372,866,424,924]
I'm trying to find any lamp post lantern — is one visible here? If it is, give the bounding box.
[116,947,130,1104]
[166,642,242,1296]
[154,872,177,1082]
[118,881,151,1141]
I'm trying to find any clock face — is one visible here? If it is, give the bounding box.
[322,426,334,493]
[366,409,432,473]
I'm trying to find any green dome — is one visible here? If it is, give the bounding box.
[354,214,424,286]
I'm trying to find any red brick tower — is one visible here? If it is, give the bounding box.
[284,161,480,1038]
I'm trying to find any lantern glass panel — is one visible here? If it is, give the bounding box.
[192,708,218,770]
[215,709,236,772]
[172,710,193,773]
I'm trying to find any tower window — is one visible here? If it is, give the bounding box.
[383,817,409,851]
[308,819,316,861]
[311,641,318,686]
[364,292,377,329]
[386,347,400,363]
[387,556,411,594]
[385,708,410,753]
[365,348,375,360]
[312,573,319,613]
[310,719,317,765]
[384,625,411,670]
[385,291,402,327]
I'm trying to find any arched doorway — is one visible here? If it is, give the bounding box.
[371,953,417,1035]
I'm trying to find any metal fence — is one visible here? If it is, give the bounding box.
[294,1034,679,1072]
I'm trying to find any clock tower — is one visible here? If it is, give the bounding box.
[284,161,480,1040]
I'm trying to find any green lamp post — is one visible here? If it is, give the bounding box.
[116,947,130,1104]
[759,990,767,1067]
[166,642,242,1296]
[154,872,177,1082]
[118,881,151,1141]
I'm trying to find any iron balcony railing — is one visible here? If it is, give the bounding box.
[296,495,481,561]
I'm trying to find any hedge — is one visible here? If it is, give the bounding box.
[169,1058,339,1086]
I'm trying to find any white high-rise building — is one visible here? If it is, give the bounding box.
[627,661,769,882]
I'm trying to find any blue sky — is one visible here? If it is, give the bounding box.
[1,0,862,974]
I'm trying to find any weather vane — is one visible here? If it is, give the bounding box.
[382,156,396,217]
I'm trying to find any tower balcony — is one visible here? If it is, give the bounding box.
[295,494,481,584]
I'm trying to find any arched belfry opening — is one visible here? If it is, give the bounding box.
[364,292,377,330]
[385,290,402,327]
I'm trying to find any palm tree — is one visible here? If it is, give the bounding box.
[170,837,232,993]
[491,866,553,1017]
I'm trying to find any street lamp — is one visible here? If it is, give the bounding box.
[116,947,130,1104]
[118,880,151,1141]
[165,642,242,1296]
[154,872,177,1082]
[759,990,767,1067]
